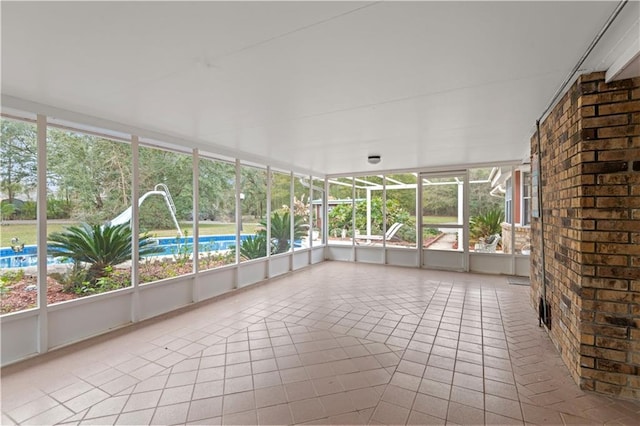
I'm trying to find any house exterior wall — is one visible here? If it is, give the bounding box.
[501,223,530,254]
[531,71,640,399]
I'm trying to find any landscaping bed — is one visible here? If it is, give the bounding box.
[0,257,232,314]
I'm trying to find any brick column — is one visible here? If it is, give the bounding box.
[531,72,640,399]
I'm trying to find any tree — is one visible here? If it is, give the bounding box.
[469,168,503,217]
[422,179,458,217]
[240,166,267,219]
[199,158,235,221]
[328,197,412,238]
[0,119,37,204]
[46,129,132,223]
[138,146,192,229]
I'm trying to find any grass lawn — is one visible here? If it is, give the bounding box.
[1,221,260,247]
[422,216,458,224]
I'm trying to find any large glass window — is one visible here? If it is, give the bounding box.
[505,177,513,225]
[385,174,417,248]
[198,157,236,270]
[292,174,309,250]
[1,117,38,314]
[270,170,292,255]
[522,171,531,226]
[46,127,133,301]
[311,177,325,246]
[327,178,354,244]
[353,176,384,244]
[469,167,505,254]
[239,165,267,261]
[138,145,193,283]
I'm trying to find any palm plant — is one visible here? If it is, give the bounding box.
[260,211,306,254]
[237,235,268,260]
[470,209,505,240]
[48,222,162,280]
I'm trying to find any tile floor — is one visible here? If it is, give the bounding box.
[2,262,640,425]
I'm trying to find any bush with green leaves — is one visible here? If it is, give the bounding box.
[328,197,412,238]
[236,235,268,260]
[1,202,16,221]
[1,269,24,288]
[395,216,417,243]
[46,198,72,219]
[232,210,306,260]
[470,209,504,241]
[261,210,305,254]
[48,222,163,283]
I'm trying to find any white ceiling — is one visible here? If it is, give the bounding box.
[2,1,639,176]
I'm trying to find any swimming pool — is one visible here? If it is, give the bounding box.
[0,234,249,269]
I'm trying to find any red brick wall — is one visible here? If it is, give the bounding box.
[531,72,640,399]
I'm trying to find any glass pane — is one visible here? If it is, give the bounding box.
[292,175,309,250]
[1,118,38,314]
[327,177,354,244]
[239,165,267,261]
[385,173,417,248]
[469,167,506,254]
[353,176,384,244]
[198,157,236,270]
[422,175,463,225]
[270,170,292,254]
[138,146,193,283]
[423,227,463,251]
[522,171,532,227]
[311,177,325,246]
[46,127,133,301]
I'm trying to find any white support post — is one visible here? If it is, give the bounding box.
[417,175,424,268]
[458,180,464,258]
[323,178,329,252]
[351,179,356,260]
[462,171,470,272]
[289,171,294,270]
[234,159,241,288]
[131,136,140,322]
[192,148,199,301]
[308,176,314,249]
[36,114,48,353]
[266,166,272,252]
[382,176,387,262]
[366,187,371,238]
[510,165,516,274]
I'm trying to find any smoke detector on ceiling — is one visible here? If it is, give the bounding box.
[368,155,381,165]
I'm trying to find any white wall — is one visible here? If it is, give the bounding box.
[1,250,319,367]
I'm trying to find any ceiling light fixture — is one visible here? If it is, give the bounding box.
[368,155,381,165]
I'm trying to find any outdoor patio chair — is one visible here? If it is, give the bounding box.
[355,222,404,245]
[476,234,501,253]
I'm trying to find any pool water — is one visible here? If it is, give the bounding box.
[0,234,248,269]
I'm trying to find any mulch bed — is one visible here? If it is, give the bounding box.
[1,258,230,314]
[1,275,77,314]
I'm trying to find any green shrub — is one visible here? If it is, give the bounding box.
[261,211,305,254]
[0,202,16,221]
[48,222,162,282]
[329,197,411,238]
[46,198,72,219]
[396,217,417,243]
[199,249,234,270]
[15,201,36,220]
[0,269,24,286]
[237,235,268,260]
[470,209,504,240]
